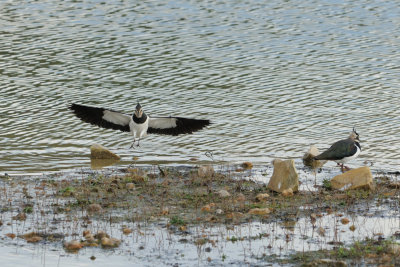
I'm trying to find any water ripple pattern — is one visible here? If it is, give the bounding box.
[1,0,400,172]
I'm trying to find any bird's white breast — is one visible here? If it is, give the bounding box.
[129,116,149,138]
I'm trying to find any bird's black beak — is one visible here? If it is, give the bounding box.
[136,103,142,111]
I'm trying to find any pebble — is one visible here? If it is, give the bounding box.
[64,240,84,251]
[217,189,231,198]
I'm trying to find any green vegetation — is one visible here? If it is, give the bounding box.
[322,179,332,190]
[169,216,186,226]
[287,238,400,266]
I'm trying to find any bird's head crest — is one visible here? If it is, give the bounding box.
[350,127,360,141]
[134,103,143,118]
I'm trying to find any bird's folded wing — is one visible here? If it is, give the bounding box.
[69,104,131,132]
[315,139,357,160]
[148,116,210,136]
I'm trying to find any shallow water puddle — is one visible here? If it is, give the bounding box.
[1,213,399,266]
[0,201,399,266]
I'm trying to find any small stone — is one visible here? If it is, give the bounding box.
[27,236,42,243]
[87,204,103,213]
[302,145,327,168]
[84,233,96,243]
[205,215,218,223]
[317,227,325,237]
[90,256,96,261]
[12,212,27,221]
[341,218,350,225]
[241,162,253,169]
[267,159,299,193]
[126,183,135,190]
[94,231,109,240]
[161,207,169,215]
[282,188,294,197]
[256,193,270,202]
[226,212,244,220]
[236,193,246,202]
[215,209,223,215]
[248,208,271,215]
[101,237,121,248]
[21,232,42,243]
[197,165,214,178]
[201,203,215,212]
[83,230,91,237]
[90,144,120,160]
[349,225,356,231]
[122,228,132,235]
[6,233,16,239]
[64,240,84,251]
[217,189,231,198]
[331,166,374,190]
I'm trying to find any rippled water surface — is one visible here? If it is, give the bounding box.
[1,0,400,173]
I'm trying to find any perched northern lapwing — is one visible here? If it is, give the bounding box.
[314,128,361,172]
[69,103,211,147]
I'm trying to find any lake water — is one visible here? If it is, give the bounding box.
[1,0,400,173]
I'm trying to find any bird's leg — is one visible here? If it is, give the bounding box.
[343,165,351,172]
[129,138,136,149]
[136,138,140,147]
[339,163,344,173]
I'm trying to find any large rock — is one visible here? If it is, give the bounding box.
[90,144,120,160]
[331,166,374,190]
[267,159,299,193]
[303,145,326,168]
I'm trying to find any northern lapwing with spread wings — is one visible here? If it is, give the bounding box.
[314,128,361,172]
[69,103,211,147]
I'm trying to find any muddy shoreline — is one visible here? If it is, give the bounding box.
[1,163,400,266]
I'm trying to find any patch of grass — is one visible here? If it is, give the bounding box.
[288,238,400,266]
[23,206,33,214]
[229,236,238,242]
[322,179,332,190]
[58,186,75,196]
[247,203,266,209]
[170,216,186,226]
[333,238,396,259]
[67,198,92,208]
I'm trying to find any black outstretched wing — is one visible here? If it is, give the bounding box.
[147,116,210,136]
[69,103,131,132]
[314,139,358,160]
